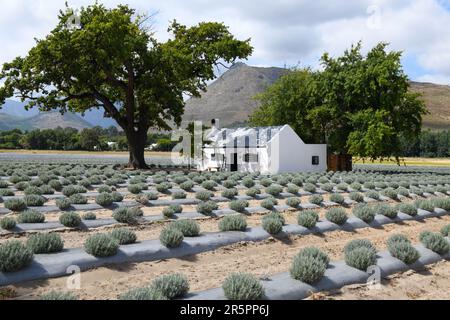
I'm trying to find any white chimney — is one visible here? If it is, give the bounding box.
[211,119,220,130]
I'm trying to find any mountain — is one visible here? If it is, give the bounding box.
[182,63,450,130]
[409,81,450,130]
[182,62,288,127]
[23,111,93,130]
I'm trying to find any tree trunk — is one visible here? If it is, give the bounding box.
[126,130,148,169]
[327,154,353,172]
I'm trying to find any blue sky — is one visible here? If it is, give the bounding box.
[1,0,450,85]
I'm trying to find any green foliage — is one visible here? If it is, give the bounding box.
[219,214,248,232]
[297,210,319,229]
[221,188,238,199]
[441,224,450,237]
[169,204,183,214]
[353,204,376,223]
[162,207,175,219]
[414,199,434,212]
[396,203,417,216]
[24,186,43,195]
[290,247,328,284]
[40,291,77,300]
[260,197,277,210]
[149,273,190,299]
[382,188,398,200]
[4,198,27,211]
[345,246,377,271]
[365,190,380,200]
[59,212,82,228]
[286,197,301,208]
[222,273,264,300]
[172,191,187,200]
[128,184,143,194]
[27,233,64,254]
[119,287,167,300]
[349,192,364,202]
[111,192,124,202]
[344,239,377,255]
[24,194,46,207]
[196,191,213,201]
[160,226,184,248]
[0,217,16,230]
[18,210,45,223]
[110,228,137,245]
[95,193,114,207]
[56,197,72,210]
[229,200,249,213]
[303,183,316,193]
[113,207,139,224]
[386,234,420,264]
[419,232,450,254]
[262,217,283,235]
[308,194,323,205]
[84,234,119,257]
[374,203,398,219]
[0,240,34,272]
[170,220,200,237]
[69,193,88,205]
[325,208,348,225]
[329,193,345,204]
[196,201,218,215]
[266,185,283,197]
[83,212,97,220]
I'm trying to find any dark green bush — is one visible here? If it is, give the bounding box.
[196,201,218,215]
[24,186,43,195]
[0,217,16,230]
[441,224,450,237]
[95,193,114,207]
[195,191,213,201]
[111,192,124,202]
[4,198,27,211]
[128,184,143,194]
[325,208,348,225]
[24,194,46,207]
[229,200,249,213]
[309,195,323,205]
[18,210,45,224]
[297,210,319,229]
[110,228,137,245]
[113,207,138,224]
[0,240,34,272]
[286,197,301,208]
[246,188,261,198]
[222,273,264,300]
[303,183,316,193]
[69,193,88,205]
[162,207,175,219]
[344,239,377,255]
[365,190,380,200]
[222,188,238,200]
[219,214,248,232]
[56,197,72,210]
[27,233,64,254]
[396,203,417,216]
[59,212,82,228]
[84,234,119,257]
[82,212,97,220]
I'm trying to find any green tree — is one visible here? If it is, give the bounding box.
[250,42,426,165]
[79,128,101,151]
[0,3,252,168]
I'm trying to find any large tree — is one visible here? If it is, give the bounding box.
[0,4,253,168]
[250,42,426,166]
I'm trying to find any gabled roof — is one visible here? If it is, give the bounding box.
[206,125,285,147]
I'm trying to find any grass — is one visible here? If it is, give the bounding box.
[353,157,450,167]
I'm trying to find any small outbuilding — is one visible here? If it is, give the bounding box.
[199,119,327,174]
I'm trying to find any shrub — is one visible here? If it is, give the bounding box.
[172,191,187,200]
[431,198,450,211]
[329,193,345,204]
[286,197,301,208]
[219,215,248,232]
[111,192,124,202]
[396,187,410,197]
[415,199,434,212]
[372,203,397,219]
[40,291,77,300]
[113,207,139,224]
[222,273,264,300]
[336,183,348,192]
[344,239,377,255]
[290,248,328,284]
[4,198,27,212]
[266,185,283,197]
[18,210,45,224]
[156,183,171,193]
[85,234,119,257]
[420,232,450,254]
[27,233,64,254]
[69,193,88,205]
[40,185,55,195]
[0,188,14,197]
[0,240,33,272]
[110,228,137,245]
[163,207,175,219]
[196,201,218,215]
[15,182,29,191]
[135,194,150,205]
[286,184,299,194]
[201,180,217,191]
[55,197,72,210]
[260,197,277,210]
[24,194,46,207]
[387,239,420,265]
[59,212,82,228]
[119,286,167,300]
[262,218,283,235]
[350,182,362,191]
[441,224,450,237]
[160,227,184,248]
[196,191,213,201]
[168,204,182,214]
[325,208,348,225]
[353,204,376,223]
[396,203,417,216]
[62,185,81,197]
[128,184,143,194]
[303,183,316,193]
[95,193,114,207]
[180,181,194,191]
[246,188,261,198]
[260,178,272,187]
[345,246,377,271]
[365,190,380,200]
[264,211,285,225]
[223,180,237,189]
[150,273,190,300]
[382,188,398,200]
[171,220,200,237]
[309,195,323,206]
[297,210,319,229]
[83,212,97,220]
[97,185,112,193]
[221,188,238,200]
[0,217,16,230]
[24,186,43,195]
[349,192,364,202]
[229,200,249,213]
[242,178,255,188]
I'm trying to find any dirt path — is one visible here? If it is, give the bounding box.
[316,260,450,300]
[6,215,450,300]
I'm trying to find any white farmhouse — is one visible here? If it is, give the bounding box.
[199,119,327,174]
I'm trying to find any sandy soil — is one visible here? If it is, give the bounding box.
[5,215,449,300]
[314,260,450,300]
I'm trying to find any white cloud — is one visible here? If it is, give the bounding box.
[1,0,450,83]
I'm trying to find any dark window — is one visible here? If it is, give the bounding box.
[312,156,320,165]
[211,154,216,160]
[245,136,250,148]
[245,154,259,163]
[222,130,227,140]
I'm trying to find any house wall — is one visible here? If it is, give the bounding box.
[267,125,327,173]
